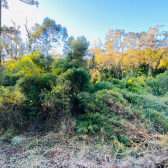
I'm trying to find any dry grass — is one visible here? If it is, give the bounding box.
[0,132,168,168]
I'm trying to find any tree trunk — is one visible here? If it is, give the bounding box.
[108,59,110,78]
[155,51,168,70]
[29,41,31,54]
[155,50,168,70]
[148,56,152,75]
[121,66,123,78]
[148,64,152,75]
[155,56,163,70]
[0,0,2,68]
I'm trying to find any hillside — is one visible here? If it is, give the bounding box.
[1,14,168,167]
[1,46,168,167]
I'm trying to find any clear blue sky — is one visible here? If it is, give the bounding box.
[2,0,168,46]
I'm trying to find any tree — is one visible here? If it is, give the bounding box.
[34,17,68,57]
[1,21,25,59]
[122,31,147,72]
[24,19,43,54]
[125,26,168,75]
[88,39,105,81]
[66,36,90,65]
[0,0,39,67]
[145,26,168,73]
[105,29,128,78]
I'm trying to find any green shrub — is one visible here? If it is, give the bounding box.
[126,82,143,93]
[0,86,26,130]
[42,67,91,121]
[61,67,91,94]
[106,78,120,85]
[31,53,54,73]
[135,63,149,76]
[19,73,57,105]
[94,81,113,92]
[145,77,160,95]
[76,89,131,144]
[146,71,168,96]
[77,92,93,110]
[94,89,126,112]
[120,90,168,113]
[125,72,137,79]
[77,89,127,115]
[118,77,149,94]
[43,79,71,119]
[155,71,168,95]
[54,58,67,75]
[76,112,122,137]
[118,135,132,147]
[0,72,20,86]
[147,109,168,133]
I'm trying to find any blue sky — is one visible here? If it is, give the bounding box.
[2,0,168,47]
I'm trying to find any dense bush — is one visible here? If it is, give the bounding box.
[53,58,67,75]
[76,112,122,137]
[30,52,54,73]
[19,73,57,105]
[94,81,113,92]
[146,109,168,133]
[118,77,149,94]
[61,67,91,95]
[76,89,133,143]
[0,72,20,86]
[8,55,38,76]
[2,48,168,151]
[77,89,127,115]
[42,67,91,123]
[120,90,168,113]
[42,79,71,127]
[135,63,149,76]
[0,86,26,130]
[106,78,120,85]
[143,71,168,96]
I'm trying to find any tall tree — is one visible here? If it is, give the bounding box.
[1,21,24,59]
[89,39,104,70]
[34,17,68,57]
[88,40,105,78]
[24,19,43,54]
[0,0,39,66]
[66,36,90,65]
[145,26,168,73]
[126,26,168,74]
[105,29,128,78]
[123,31,147,71]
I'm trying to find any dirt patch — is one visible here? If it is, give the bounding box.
[0,142,23,160]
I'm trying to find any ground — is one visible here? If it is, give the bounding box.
[0,132,168,168]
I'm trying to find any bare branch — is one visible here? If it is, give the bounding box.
[19,0,39,7]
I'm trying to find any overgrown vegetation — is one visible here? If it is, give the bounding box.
[1,15,168,167]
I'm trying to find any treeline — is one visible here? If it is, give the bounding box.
[89,26,168,81]
[1,19,168,79]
